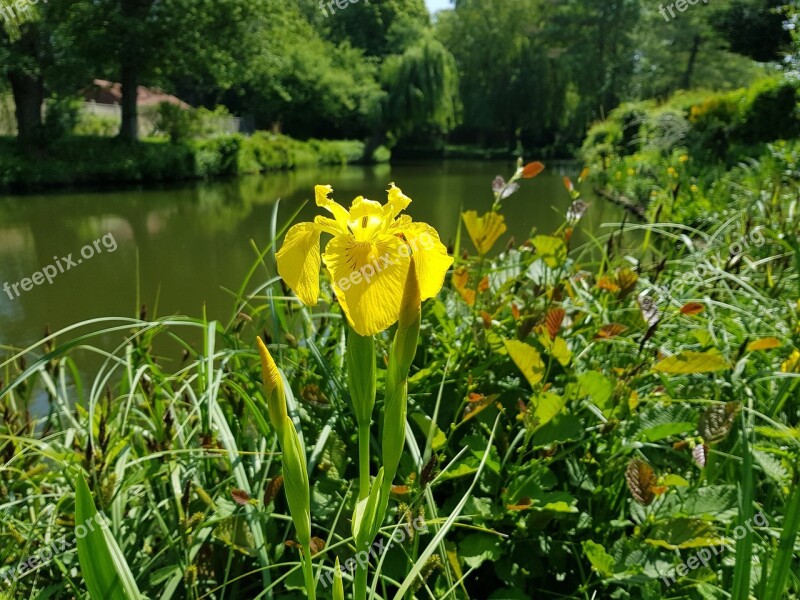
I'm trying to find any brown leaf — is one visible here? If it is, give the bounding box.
[263,475,283,506]
[595,323,627,339]
[478,275,490,292]
[511,303,521,321]
[480,311,493,329]
[680,302,704,316]
[699,402,740,444]
[391,484,412,496]
[545,307,566,339]
[231,489,250,506]
[522,161,545,179]
[310,537,326,555]
[563,176,574,193]
[625,459,657,506]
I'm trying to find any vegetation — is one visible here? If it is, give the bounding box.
[1,151,799,598]
[0,135,384,191]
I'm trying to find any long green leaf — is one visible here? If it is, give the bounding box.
[764,483,800,599]
[75,473,141,600]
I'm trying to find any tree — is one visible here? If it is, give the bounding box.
[380,35,461,146]
[62,0,261,141]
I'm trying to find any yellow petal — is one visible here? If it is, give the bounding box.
[323,233,411,336]
[462,210,507,255]
[276,222,322,306]
[399,221,454,300]
[386,183,412,219]
[315,185,349,232]
[348,195,389,241]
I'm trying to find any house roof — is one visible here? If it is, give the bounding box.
[83,79,191,109]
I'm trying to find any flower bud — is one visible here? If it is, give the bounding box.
[282,415,311,548]
[257,337,287,442]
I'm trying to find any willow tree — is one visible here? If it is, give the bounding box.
[380,36,460,147]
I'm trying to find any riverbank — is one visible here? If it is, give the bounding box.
[0,134,390,193]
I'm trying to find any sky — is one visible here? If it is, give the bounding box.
[425,0,451,14]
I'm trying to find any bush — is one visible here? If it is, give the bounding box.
[0,131,378,192]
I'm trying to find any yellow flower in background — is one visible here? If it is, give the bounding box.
[276,184,453,336]
[667,167,678,178]
[627,168,635,176]
[781,349,800,373]
[679,155,689,163]
[691,184,699,193]
[462,210,507,255]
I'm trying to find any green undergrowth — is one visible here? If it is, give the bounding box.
[0,134,388,193]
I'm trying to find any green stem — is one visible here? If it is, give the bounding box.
[354,553,368,600]
[302,545,317,600]
[358,422,371,500]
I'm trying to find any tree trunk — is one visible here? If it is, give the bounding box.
[8,70,44,151]
[119,61,139,141]
[682,35,702,90]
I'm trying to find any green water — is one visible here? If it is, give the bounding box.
[0,160,629,348]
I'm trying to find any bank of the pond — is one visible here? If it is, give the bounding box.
[0,133,391,193]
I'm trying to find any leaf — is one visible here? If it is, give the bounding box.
[452,266,475,306]
[310,536,326,555]
[533,235,567,268]
[492,176,507,194]
[596,276,620,293]
[545,307,566,339]
[637,294,661,328]
[747,337,781,351]
[693,444,708,468]
[616,267,638,297]
[461,393,498,423]
[462,210,507,256]
[645,519,725,550]
[410,412,447,449]
[662,474,690,487]
[504,340,545,387]
[595,323,627,339]
[522,161,545,178]
[525,392,567,433]
[578,372,614,414]
[653,351,730,374]
[500,182,520,200]
[583,540,615,577]
[75,473,141,600]
[231,489,251,506]
[680,302,705,316]
[459,533,501,568]
[698,402,740,444]
[263,476,284,506]
[625,459,657,506]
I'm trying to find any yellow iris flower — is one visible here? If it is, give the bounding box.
[276,184,453,337]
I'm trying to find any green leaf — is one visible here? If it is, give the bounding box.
[459,533,501,569]
[410,412,446,451]
[75,474,141,600]
[526,392,567,433]
[582,540,615,577]
[641,422,696,442]
[653,351,730,374]
[578,372,614,414]
[533,235,567,268]
[504,339,545,387]
[645,519,726,550]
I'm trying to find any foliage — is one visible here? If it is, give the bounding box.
[1,153,799,598]
[0,134,381,191]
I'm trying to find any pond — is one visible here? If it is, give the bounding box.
[0,160,631,349]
